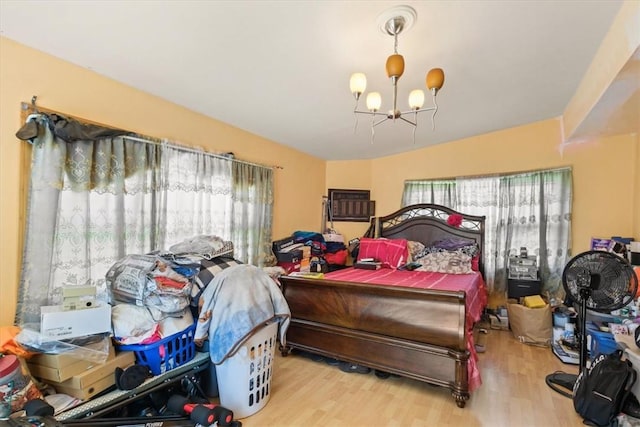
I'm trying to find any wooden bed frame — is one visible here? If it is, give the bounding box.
[279,204,486,407]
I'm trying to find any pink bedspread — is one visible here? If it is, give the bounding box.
[325,267,487,392]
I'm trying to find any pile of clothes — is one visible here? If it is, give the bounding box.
[107,235,289,354]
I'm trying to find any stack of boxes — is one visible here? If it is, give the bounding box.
[27,341,135,400]
[27,286,137,400]
[272,236,311,273]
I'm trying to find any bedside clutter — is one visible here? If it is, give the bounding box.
[507,255,541,299]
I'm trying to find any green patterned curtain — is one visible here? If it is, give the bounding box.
[16,114,275,327]
[230,162,274,266]
[401,168,572,297]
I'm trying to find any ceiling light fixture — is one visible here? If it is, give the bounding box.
[350,5,445,144]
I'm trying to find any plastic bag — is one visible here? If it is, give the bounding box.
[14,326,111,364]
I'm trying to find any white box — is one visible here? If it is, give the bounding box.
[41,304,112,339]
[490,315,509,330]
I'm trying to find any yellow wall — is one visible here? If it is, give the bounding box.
[634,129,640,239]
[0,37,326,326]
[328,120,638,254]
[2,32,638,328]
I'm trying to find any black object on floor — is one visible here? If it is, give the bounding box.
[338,361,371,374]
[324,357,341,366]
[115,365,152,390]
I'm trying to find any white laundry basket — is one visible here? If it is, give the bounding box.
[215,321,278,419]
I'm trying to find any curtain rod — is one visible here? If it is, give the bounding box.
[121,135,281,171]
[404,166,572,183]
[21,98,283,171]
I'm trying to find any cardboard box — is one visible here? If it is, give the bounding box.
[28,340,115,383]
[46,351,135,400]
[272,236,296,253]
[29,359,96,383]
[40,304,112,339]
[275,248,303,263]
[30,340,115,369]
[53,374,115,401]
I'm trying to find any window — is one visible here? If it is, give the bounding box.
[402,168,572,295]
[16,113,273,325]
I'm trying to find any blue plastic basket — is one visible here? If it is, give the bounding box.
[118,322,196,375]
[586,322,618,358]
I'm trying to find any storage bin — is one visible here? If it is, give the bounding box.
[587,324,618,358]
[118,323,196,375]
[215,321,278,419]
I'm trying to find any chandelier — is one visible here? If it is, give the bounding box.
[349,5,445,143]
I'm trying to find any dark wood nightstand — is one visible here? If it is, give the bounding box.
[508,277,542,299]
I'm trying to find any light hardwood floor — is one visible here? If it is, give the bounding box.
[218,328,585,427]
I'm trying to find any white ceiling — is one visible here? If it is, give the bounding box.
[0,0,626,160]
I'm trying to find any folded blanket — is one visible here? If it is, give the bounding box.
[194,264,291,364]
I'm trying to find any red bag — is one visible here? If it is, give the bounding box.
[325,249,348,265]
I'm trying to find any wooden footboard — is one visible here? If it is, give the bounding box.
[280,276,471,407]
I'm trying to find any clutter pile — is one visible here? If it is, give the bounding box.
[2,234,290,421]
[272,231,348,274]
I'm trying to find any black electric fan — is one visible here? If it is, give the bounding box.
[546,250,638,397]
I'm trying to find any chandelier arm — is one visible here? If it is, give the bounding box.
[398,116,417,127]
[353,110,386,117]
[398,106,436,115]
[372,116,390,128]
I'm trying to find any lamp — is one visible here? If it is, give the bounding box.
[350,5,445,143]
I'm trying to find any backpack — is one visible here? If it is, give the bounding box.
[573,350,637,426]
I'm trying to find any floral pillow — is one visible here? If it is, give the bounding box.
[407,240,426,262]
[414,251,473,274]
[416,241,480,259]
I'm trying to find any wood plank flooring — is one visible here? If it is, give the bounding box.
[216,327,585,427]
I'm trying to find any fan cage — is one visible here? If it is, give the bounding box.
[562,250,638,313]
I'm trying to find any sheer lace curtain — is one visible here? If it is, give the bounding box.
[16,115,275,326]
[17,115,159,325]
[401,168,572,296]
[230,162,274,265]
[157,144,233,249]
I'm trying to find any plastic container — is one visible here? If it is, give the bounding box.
[1,355,41,416]
[119,323,196,375]
[215,321,278,419]
[586,324,618,358]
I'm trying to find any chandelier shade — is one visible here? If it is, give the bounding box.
[366,92,382,112]
[408,89,425,110]
[426,68,445,93]
[349,73,367,100]
[350,5,445,144]
[386,54,405,79]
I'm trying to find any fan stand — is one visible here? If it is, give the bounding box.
[546,272,591,397]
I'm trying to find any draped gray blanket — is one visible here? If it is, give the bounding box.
[194,264,291,364]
